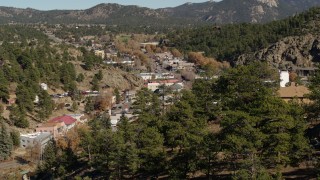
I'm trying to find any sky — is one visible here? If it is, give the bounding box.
[0,0,221,11]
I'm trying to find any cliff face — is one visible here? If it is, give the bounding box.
[237,34,320,69]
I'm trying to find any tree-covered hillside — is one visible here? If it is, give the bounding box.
[168,7,320,62]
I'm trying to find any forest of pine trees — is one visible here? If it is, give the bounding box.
[33,62,318,179]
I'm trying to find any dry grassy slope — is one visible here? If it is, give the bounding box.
[72,61,143,91]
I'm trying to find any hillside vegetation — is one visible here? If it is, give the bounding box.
[169,7,320,62]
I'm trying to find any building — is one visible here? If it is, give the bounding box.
[36,121,65,139]
[280,71,290,87]
[49,115,77,130]
[146,80,182,91]
[138,73,175,81]
[278,82,310,103]
[110,113,134,127]
[140,42,159,48]
[66,114,87,123]
[94,50,105,59]
[40,83,48,91]
[20,132,52,158]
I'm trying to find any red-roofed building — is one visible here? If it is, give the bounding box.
[49,115,77,130]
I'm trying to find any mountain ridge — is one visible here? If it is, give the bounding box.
[0,0,320,25]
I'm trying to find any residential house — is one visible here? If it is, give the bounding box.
[49,115,77,130]
[94,50,105,59]
[139,73,175,81]
[140,42,159,48]
[147,80,182,91]
[278,82,310,103]
[36,121,65,139]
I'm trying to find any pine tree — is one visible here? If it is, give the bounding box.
[112,115,138,178]
[37,89,54,121]
[10,105,29,128]
[306,65,320,123]
[0,70,9,103]
[164,93,206,179]
[91,76,99,91]
[0,120,13,160]
[217,62,309,177]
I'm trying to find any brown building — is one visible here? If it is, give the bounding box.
[278,83,310,103]
[36,121,65,140]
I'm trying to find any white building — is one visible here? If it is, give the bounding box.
[139,73,175,81]
[280,71,290,87]
[147,82,183,92]
[20,132,52,158]
[110,113,134,127]
[94,50,105,59]
[40,83,48,91]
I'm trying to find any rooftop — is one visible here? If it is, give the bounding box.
[278,83,310,98]
[20,132,52,140]
[49,115,77,125]
[37,122,65,128]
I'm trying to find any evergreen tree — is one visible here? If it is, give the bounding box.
[38,140,57,178]
[112,115,138,178]
[164,93,206,179]
[37,89,54,121]
[76,73,85,82]
[0,70,9,103]
[217,62,309,177]
[84,97,95,114]
[0,120,13,160]
[9,105,29,128]
[16,84,35,112]
[95,70,103,81]
[10,130,20,148]
[91,76,99,91]
[114,88,121,104]
[306,65,320,122]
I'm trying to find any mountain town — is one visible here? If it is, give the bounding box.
[1,0,320,179]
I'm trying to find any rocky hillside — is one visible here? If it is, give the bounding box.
[237,34,320,68]
[165,0,320,23]
[0,0,320,25]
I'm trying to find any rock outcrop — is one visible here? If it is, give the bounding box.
[237,34,320,69]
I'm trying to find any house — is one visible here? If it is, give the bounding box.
[20,132,52,158]
[20,132,52,148]
[147,81,183,91]
[278,82,310,103]
[139,73,175,81]
[280,70,289,87]
[94,50,105,59]
[36,121,65,139]
[49,115,77,130]
[140,42,159,48]
[292,67,317,79]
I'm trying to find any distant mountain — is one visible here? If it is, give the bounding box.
[161,0,320,23]
[0,0,320,25]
